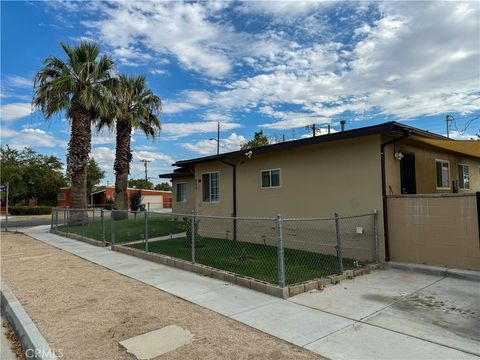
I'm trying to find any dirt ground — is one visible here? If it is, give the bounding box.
[1,232,322,360]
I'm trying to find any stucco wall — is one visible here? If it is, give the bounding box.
[387,194,480,270]
[384,137,480,194]
[172,176,196,214]
[193,135,385,261]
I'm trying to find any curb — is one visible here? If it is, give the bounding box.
[50,229,106,248]
[385,262,480,282]
[115,244,382,298]
[0,281,57,360]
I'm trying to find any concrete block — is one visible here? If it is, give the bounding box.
[304,281,318,292]
[289,284,305,297]
[182,263,193,272]
[236,276,251,289]
[250,281,269,294]
[211,271,225,281]
[344,270,354,279]
[264,285,288,299]
[201,267,213,277]
[353,269,364,277]
[317,278,330,286]
[119,325,193,359]
[223,272,237,285]
[192,264,203,274]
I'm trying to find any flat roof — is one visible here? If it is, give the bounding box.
[171,121,445,167]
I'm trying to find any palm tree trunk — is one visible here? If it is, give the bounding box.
[113,118,132,220]
[68,98,92,225]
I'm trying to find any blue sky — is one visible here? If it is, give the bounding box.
[1,1,479,185]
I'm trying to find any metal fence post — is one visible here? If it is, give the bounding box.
[111,211,116,249]
[144,211,149,252]
[100,209,105,246]
[276,214,286,287]
[50,209,54,230]
[373,209,379,263]
[55,209,58,230]
[191,211,196,263]
[334,213,344,274]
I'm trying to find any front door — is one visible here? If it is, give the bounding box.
[400,152,416,194]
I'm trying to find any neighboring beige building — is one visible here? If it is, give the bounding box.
[160,122,480,266]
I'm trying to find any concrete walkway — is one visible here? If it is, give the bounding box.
[21,227,479,360]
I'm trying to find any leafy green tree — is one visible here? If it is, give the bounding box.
[87,158,105,195]
[33,41,115,222]
[154,182,172,191]
[97,74,161,219]
[0,146,68,205]
[128,178,154,190]
[240,130,269,150]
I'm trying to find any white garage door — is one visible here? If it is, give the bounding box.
[143,195,163,210]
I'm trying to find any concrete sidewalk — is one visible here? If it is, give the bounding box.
[22,228,479,360]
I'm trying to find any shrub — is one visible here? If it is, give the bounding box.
[129,190,143,211]
[9,206,52,215]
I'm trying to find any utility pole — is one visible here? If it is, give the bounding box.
[312,123,316,137]
[216,122,220,155]
[209,122,221,155]
[140,159,152,181]
[446,114,453,138]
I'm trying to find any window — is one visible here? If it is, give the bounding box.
[458,165,470,190]
[261,169,281,188]
[202,172,219,202]
[57,193,66,201]
[176,183,187,202]
[435,160,450,188]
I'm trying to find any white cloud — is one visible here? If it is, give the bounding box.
[91,146,115,173]
[201,113,232,122]
[162,101,197,114]
[162,121,241,139]
[5,76,32,88]
[83,1,294,78]
[92,128,116,145]
[448,130,479,140]
[6,128,67,149]
[182,133,246,155]
[1,127,18,138]
[133,150,174,163]
[181,1,480,125]
[237,1,326,18]
[1,102,32,121]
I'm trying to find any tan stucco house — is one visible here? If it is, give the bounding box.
[160,122,480,265]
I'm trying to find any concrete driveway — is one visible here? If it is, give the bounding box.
[290,269,480,360]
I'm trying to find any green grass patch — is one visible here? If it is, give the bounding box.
[129,237,354,284]
[58,216,183,243]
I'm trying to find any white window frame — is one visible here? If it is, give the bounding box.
[57,193,66,201]
[458,164,470,190]
[435,159,450,189]
[261,168,281,189]
[175,182,187,203]
[202,171,220,203]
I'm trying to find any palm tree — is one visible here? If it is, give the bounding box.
[33,41,115,224]
[99,74,161,219]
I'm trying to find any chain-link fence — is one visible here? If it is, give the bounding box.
[51,208,378,286]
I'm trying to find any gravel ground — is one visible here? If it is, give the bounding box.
[1,233,322,360]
